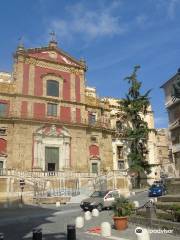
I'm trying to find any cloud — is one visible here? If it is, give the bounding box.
[50,1,126,41]
[168,0,179,19]
[153,0,180,19]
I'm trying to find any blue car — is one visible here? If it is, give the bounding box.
[148,184,167,197]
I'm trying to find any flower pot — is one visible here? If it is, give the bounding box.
[113,216,128,230]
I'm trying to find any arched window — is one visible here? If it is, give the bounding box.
[47,80,59,97]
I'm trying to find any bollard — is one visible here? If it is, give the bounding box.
[92,208,99,217]
[84,211,92,220]
[154,197,157,202]
[67,224,76,240]
[32,229,37,240]
[0,233,4,240]
[32,229,42,240]
[131,191,135,196]
[56,201,60,207]
[37,229,42,240]
[135,227,150,240]
[101,222,111,237]
[75,216,84,228]
[133,201,139,208]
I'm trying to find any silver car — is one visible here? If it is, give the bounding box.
[80,190,120,211]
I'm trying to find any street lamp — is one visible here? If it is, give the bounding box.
[19,179,25,204]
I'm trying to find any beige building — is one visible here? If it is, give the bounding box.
[0,40,114,176]
[161,69,180,176]
[155,128,175,177]
[103,97,173,183]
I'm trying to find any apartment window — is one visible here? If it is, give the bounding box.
[0,128,6,136]
[47,80,59,97]
[116,120,122,131]
[89,113,96,125]
[117,146,123,159]
[0,103,8,117]
[91,136,97,143]
[159,149,162,155]
[118,160,125,170]
[47,103,57,117]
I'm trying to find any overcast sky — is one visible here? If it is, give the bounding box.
[1,0,180,128]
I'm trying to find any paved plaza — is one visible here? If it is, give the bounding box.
[0,192,179,240]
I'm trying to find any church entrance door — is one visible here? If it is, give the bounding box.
[45,147,59,172]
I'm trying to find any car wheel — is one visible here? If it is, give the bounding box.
[97,204,103,212]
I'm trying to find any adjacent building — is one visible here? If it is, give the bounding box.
[161,69,180,176]
[155,128,175,177]
[103,97,173,182]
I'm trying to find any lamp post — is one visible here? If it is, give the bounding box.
[19,179,25,204]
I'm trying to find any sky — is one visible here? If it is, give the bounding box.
[0,0,180,128]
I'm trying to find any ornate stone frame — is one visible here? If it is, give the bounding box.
[42,73,64,99]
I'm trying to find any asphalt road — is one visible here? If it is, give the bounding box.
[0,190,177,240]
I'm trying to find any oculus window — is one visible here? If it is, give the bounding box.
[47,103,57,117]
[47,80,59,97]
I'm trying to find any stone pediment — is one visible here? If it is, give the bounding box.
[26,47,85,69]
[35,125,70,138]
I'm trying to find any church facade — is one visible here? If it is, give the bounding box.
[0,40,114,174]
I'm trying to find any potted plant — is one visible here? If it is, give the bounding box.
[112,196,134,230]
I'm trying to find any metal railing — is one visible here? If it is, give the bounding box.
[3,169,98,179]
[0,110,113,130]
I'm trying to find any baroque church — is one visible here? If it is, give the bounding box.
[0,38,114,174]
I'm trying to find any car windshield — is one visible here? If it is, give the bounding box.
[90,191,107,197]
[151,184,161,188]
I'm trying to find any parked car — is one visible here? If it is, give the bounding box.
[80,190,120,211]
[148,184,167,197]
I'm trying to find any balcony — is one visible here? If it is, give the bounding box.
[0,110,114,131]
[165,98,180,109]
[85,96,110,110]
[169,119,180,130]
[172,143,180,153]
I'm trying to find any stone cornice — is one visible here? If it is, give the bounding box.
[0,117,115,134]
[0,92,109,110]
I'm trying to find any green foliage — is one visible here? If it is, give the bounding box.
[112,196,135,217]
[120,65,153,175]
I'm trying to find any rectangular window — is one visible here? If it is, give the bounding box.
[117,146,123,159]
[0,128,6,135]
[92,162,98,174]
[47,103,57,116]
[89,113,96,125]
[118,160,125,170]
[0,103,8,117]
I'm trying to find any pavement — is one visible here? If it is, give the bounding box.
[0,191,178,240]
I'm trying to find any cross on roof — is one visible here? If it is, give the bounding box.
[49,31,56,42]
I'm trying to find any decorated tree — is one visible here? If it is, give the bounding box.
[120,65,154,188]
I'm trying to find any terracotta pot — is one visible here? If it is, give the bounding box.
[113,216,128,230]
